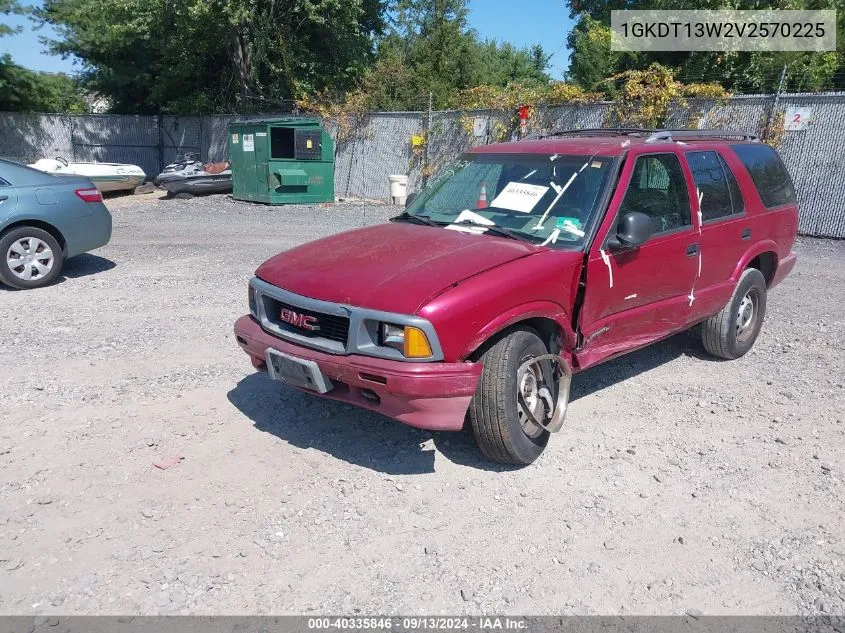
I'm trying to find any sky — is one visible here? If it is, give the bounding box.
[1,0,575,78]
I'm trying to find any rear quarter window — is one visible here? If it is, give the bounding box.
[730,144,797,208]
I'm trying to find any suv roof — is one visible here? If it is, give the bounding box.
[470,128,761,157]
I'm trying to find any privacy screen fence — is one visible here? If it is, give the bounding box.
[1,93,844,238]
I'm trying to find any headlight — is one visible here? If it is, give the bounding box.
[248,285,258,316]
[380,323,433,358]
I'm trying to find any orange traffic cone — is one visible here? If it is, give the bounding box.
[476,181,488,209]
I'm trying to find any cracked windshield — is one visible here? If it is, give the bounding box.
[405,154,614,248]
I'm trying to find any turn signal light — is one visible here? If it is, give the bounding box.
[403,326,433,358]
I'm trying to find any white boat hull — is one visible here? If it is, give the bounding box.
[29,159,146,192]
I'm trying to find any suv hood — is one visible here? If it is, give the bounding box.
[255,222,542,314]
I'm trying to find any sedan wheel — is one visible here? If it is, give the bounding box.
[7,237,55,282]
[0,227,63,289]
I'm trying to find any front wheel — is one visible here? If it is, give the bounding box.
[468,329,568,465]
[0,227,64,289]
[701,267,768,359]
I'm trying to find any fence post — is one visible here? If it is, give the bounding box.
[157,114,164,173]
[423,90,432,187]
[764,65,788,142]
[70,115,77,161]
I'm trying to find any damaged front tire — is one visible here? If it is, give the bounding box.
[469,329,571,465]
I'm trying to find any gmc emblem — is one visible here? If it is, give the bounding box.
[279,308,320,331]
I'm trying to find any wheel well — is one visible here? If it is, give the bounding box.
[468,317,563,361]
[747,251,777,287]
[1,220,66,254]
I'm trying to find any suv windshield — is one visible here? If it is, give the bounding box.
[403,153,615,249]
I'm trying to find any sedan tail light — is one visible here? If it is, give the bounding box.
[75,188,103,203]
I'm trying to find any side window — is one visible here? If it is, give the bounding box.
[730,143,797,208]
[687,151,744,222]
[618,153,691,235]
[722,154,745,215]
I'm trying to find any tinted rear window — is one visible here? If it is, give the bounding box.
[731,144,797,208]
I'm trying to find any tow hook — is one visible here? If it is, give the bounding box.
[516,354,572,433]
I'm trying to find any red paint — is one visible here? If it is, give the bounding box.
[235,316,480,431]
[255,222,539,315]
[237,134,799,432]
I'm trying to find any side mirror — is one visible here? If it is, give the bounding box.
[607,211,652,250]
[404,191,418,208]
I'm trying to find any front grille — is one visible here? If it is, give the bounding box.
[262,295,350,344]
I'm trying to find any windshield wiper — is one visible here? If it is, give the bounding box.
[390,212,443,228]
[451,220,527,242]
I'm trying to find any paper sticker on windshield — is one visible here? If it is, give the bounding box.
[445,209,494,234]
[490,182,549,213]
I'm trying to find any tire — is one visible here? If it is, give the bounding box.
[0,226,64,290]
[468,329,557,465]
[701,267,767,360]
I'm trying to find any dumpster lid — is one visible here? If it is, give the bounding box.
[230,116,321,126]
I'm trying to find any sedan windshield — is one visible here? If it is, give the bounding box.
[403,153,615,249]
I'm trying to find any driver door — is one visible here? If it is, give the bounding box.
[575,151,699,369]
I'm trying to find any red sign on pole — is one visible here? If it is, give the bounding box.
[518,105,530,137]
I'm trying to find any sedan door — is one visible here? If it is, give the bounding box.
[0,176,18,221]
[575,151,700,369]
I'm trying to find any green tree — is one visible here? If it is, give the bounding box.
[0,54,86,112]
[566,15,618,94]
[1,0,25,37]
[566,0,845,93]
[369,0,550,109]
[36,0,388,114]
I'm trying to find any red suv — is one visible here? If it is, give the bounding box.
[235,129,798,465]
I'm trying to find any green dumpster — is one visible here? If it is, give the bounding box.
[229,117,334,205]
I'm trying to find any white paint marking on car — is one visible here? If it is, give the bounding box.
[600,248,614,288]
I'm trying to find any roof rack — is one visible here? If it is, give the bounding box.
[526,128,759,143]
[540,128,658,139]
[644,129,759,143]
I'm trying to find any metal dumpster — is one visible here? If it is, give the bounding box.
[229,117,334,205]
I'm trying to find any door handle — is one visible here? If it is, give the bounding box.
[686,243,700,256]
[741,228,751,240]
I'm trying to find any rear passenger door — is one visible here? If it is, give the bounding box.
[685,150,748,321]
[576,151,699,368]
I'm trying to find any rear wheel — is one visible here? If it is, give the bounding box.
[469,329,565,465]
[0,226,63,290]
[701,268,767,359]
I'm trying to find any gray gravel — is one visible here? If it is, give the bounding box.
[0,193,843,615]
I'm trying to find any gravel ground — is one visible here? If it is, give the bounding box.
[0,193,843,616]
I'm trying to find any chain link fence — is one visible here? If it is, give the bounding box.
[1,94,843,238]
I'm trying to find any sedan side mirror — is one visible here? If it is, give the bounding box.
[404,191,418,209]
[607,211,652,250]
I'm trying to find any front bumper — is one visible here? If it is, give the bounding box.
[234,315,482,431]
